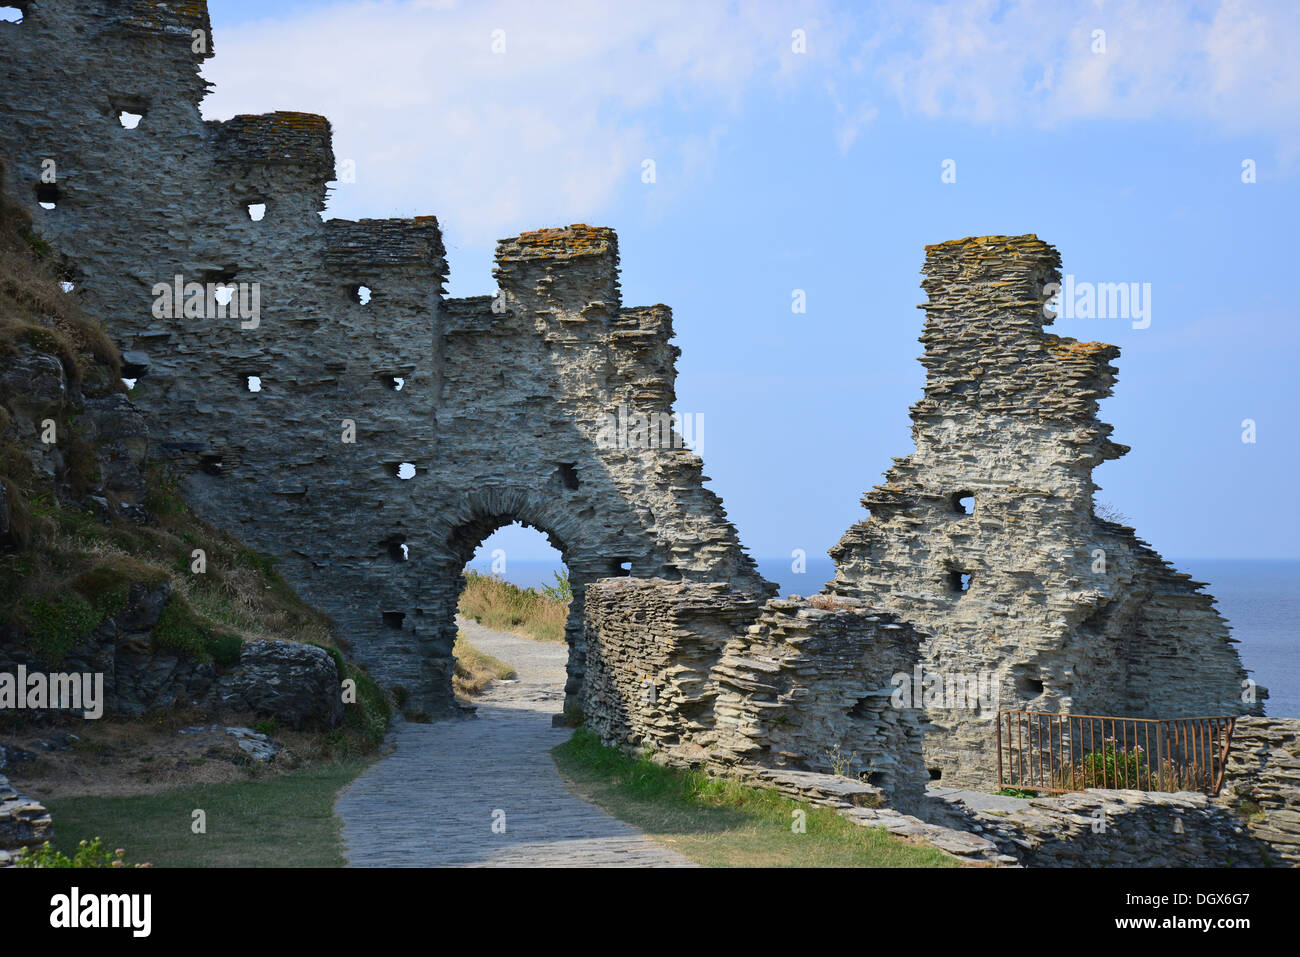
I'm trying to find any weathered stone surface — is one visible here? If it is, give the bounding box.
[0,772,52,863]
[0,8,773,718]
[1217,716,1300,865]
[0,582,342,728]
[211,641,343,730]
[582,580,928,807]
[957,788,1274,868]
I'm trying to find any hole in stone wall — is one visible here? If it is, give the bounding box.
[928,767,943,781]
[246,375,262,392]
[1,5,26,24]
[199,454,224,476]
[384,537,409,562]
[376,373,406,391]
[556,462,580,490]
[351,285,372,305]
[611,559,633,576]
[35,182,59,209]
[382,611,405,629]
[947,568,972,593]
[60,281,75,293]
[121,357,149,379]
[952,491,974,514]
[246,202,266,222]
[121,379,137,390]
[117,111,143,129]
[391,462,416,480]
[1015,671,1045,698]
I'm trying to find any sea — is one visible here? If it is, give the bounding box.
[464,556,1299,718]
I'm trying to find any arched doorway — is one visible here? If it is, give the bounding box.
[418,486,657,719]
[454,522,570,706]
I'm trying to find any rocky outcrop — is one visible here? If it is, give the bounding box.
[0,580,343,729]
[212,641,343,729]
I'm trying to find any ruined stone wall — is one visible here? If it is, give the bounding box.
[0,1,771,716]
[582,579,929,807]
[826,235,1262,787]
[1217,716,1300,864]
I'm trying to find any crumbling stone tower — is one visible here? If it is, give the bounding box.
[0,0,772,716]
[827,235,1263,787]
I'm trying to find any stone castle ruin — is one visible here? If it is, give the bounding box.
[578,236,1265,796]
[0,0,772,718]
[0,1,1267,806]
[826,236,1264,785]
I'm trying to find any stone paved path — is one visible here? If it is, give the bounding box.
[335,617,694,867]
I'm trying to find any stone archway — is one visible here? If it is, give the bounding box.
[436,490,618,717]
[0,11,775,722]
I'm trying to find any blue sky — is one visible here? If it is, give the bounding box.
[203,0,1299,563]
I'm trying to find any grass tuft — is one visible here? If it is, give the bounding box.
[552,728,962,868]
[452,634,517,698]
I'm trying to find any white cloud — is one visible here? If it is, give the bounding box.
[865,0,1300,158]
[201,0,834,268]
[199,0,1300,286]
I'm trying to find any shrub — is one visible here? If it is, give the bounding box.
[152,594,243,666]
[18,593,101,665]
[15,837,147,868]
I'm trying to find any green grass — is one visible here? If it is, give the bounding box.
[552,729,962,868]
[41,760,370,867]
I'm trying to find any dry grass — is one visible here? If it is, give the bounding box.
[457,570,569,643]
[0,165,120,386]
[452,634,517,698]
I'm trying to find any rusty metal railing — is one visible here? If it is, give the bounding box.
[995,710,1236,796]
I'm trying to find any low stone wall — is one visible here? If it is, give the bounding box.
[582,579,928,807]
[0,773,51,867]
[964,789,1273,867]
[582,578,761,759]
[1217,716,1300,864]
[710,596,927,807]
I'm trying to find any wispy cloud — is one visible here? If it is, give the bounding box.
[865,0,1300,158]
[202,0,834,250]
[200,0,1300,266]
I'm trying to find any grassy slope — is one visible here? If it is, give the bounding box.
[1,164,389,866]
[457,569,568,643]
[42,759,369,867]
[553,729,962,868]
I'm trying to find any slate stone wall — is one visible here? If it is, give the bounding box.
[583,580,929,807]
[1218,716,1300,865]
[828,235,1262,787]
[0,2,771,716]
